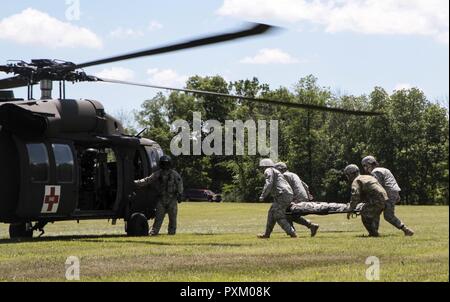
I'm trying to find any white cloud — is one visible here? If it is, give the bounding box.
[109,20,162,39]
[436,32,449,44]
[217,0,449,44]
[148,20,163,31]
[0,8,102,48]
[95,67,135,81]
[109,27,145,39]
[394,83,414,91]
[147,68,188,87]
[240,48,301,64]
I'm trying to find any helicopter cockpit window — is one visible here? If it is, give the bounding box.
[156,148,164,161]
[26,143,49,182]
[145,147,158,171]
[52,144,74,183]
[133,150,145,179]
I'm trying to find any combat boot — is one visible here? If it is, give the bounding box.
[257,233,270,239]
[309,224,320,237]
[402,226,415,236]
[289,233,298,238]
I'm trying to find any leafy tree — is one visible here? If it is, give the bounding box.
[134,75,449,204]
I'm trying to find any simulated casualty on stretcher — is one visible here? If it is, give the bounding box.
[287,202,364,217]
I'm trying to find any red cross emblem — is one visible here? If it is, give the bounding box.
[41,186,61,214]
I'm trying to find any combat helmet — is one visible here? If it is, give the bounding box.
[362,156,378,167]
[274,162,288,172]
[259,158,275,168]
[344,164,360,177]
[160,155,172,170]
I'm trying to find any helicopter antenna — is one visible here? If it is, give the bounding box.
[135,128,148,138]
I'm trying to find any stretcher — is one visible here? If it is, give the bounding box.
[287,202,364,217]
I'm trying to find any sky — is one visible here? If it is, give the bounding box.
[1,0,449,116]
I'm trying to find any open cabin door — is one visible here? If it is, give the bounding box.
[130,146,161,216]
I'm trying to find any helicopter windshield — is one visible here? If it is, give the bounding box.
[145,146,160,172]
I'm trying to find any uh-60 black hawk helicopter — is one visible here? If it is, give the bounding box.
[0,23,380,239]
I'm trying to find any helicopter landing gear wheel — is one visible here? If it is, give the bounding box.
[126,213,149,236]
[9,222,33,239]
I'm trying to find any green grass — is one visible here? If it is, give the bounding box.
[0,203,448,282]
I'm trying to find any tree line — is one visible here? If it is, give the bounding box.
[129,75,449,205]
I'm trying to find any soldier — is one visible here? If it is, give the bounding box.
[343,164,388,237]
[362,156,414,236]
[257,159,297,239]
[275,162,320,237]
[134,155,183,236]
[300,181,315,201]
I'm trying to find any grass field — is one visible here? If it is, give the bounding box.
[0,203,448,282]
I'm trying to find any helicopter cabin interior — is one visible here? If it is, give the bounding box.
[76,145,118,212]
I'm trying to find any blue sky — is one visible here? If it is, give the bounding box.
[1,0,448,116]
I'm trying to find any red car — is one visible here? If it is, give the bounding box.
[183,189,222,202]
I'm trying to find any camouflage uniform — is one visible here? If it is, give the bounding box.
[283,171,314,229]
[135,169,183,235]
[260,168,296,237]
[371,167,404,229]
[350,175,388,236]
[283,172,309,203]
[300,181,315,201]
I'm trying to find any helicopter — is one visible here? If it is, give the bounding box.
[0,23,381,239]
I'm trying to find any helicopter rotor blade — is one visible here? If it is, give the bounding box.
[95,77,383,116]
[0,76,30,90]
[74,23,275,70]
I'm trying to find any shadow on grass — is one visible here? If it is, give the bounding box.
[354,234,400,238]
[0,234,127,245]
[78,238,246,247]
[0,234,247,247]
[293,231,401,239]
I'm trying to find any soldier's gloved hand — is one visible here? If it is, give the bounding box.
[177,194,183,204]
